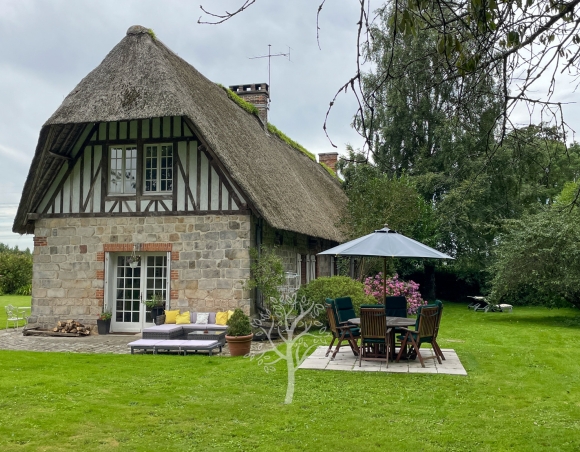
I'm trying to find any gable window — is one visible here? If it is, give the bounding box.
[145,144,173,193]
[109,145,137,194]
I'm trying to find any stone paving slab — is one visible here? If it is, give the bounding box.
[299,346,467,375]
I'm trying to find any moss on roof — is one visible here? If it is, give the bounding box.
[266,124,316,162]
[219,85,260,117]
[320,162,340,180]
[219,84,338,177]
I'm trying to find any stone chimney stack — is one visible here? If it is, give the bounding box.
[229,83,269,124]
[318,152,339,173]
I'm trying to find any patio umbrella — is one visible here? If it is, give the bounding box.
[318,225,453,300]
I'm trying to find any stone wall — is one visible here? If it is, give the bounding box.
[30,214,251,329]
[261,222,334,277]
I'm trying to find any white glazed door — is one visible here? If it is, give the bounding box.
[110,254,168,333]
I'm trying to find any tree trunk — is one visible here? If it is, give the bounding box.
[284,349,296,404]
[424,263,436,301]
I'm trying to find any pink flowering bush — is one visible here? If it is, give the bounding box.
[363,273,426,314]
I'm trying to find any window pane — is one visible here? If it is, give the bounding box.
[109,145,137,194]
[124,146,137,193]
[144,146,158,192]
[159,145,173,192]
[109,146,124,193]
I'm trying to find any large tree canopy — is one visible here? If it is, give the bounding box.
[199,0,580,156]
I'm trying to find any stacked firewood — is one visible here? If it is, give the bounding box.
[53,320,91,335]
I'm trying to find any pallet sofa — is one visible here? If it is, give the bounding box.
[128,339,223,356]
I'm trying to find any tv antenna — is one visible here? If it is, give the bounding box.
[249,44,291,100]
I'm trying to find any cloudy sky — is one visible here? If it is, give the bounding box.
[1,0,579,250]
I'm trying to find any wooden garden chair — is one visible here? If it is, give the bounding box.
[385,296,407,317]
[395,304,442,368]
[334,296,357,325]
[385,295,408,352]
[359,306,392,366]
[431,300,445,360]
[325,299,360,360]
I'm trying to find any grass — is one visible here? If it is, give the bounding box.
[0,295,31,329]
[1,303,579,451]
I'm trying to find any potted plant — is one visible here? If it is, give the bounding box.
[225,308,253,356]
[127,254,141,268]
[144,292,165,324]
[97,310,112,335]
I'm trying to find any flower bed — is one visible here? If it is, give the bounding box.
[363,273,426,314]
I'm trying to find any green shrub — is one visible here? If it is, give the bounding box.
[226,308,252,337]
[16,284,32,296]
[0,250,32,295]
[296,276,376,323]
[245,246,285,303]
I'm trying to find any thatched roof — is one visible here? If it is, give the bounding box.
[14,25,346,241]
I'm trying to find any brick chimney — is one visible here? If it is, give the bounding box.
[229,83,269,124]
[318,152,339,173]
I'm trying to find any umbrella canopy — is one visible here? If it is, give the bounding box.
[318,226,453,301]
[318,226,453,259]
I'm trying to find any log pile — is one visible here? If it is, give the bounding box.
[53,320,91,335]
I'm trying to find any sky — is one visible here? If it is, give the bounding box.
[1,1,579,251]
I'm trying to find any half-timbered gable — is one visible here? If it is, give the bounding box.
[14,25,347,332]
[36,117,249,218]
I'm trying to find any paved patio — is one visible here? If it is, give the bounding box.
[0,328,277,356]
[299,346,467,375]
[0,328,137,354]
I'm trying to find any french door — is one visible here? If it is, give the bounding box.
[109,254,168,333]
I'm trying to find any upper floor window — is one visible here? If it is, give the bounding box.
[145,144,173,193]
[109,145,137,194]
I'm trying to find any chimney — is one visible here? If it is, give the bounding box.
[229,83,269,124]
[318,152,339,173]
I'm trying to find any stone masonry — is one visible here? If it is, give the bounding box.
[30,215,251,329]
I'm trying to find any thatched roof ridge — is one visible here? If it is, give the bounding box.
[14,26,346,242]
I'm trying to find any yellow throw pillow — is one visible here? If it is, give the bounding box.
[227,310,235,320]
[215,311,228,326]
[176,311,191,325]
[164,310,180,324]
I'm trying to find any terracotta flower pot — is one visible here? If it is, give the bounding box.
[226,333,254,357]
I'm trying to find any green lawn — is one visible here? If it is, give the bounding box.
[1,303,579,451]
[0,295,31,329]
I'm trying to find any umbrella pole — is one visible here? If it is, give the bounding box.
[383,257,387,304]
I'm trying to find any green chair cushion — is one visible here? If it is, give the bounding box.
[363,338,386,344]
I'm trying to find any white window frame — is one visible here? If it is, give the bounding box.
[296,253,302,287]
[109,144,137,194]
[144,143,174,193]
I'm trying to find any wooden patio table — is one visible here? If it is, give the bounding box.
[348,316,416,360]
